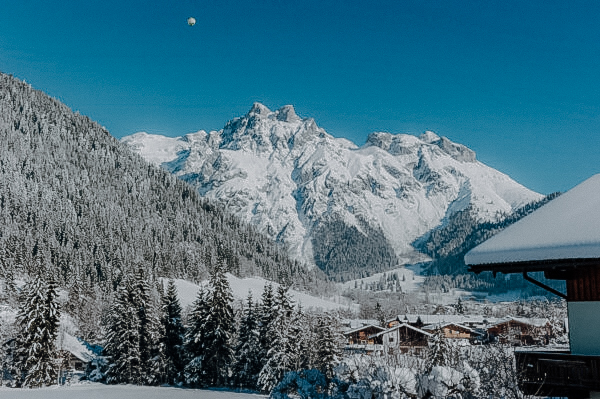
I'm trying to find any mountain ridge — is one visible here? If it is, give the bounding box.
[123,104,543,280]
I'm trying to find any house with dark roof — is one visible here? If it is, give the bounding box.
[421,322,484,343]
[343,324,386,354]
[465,174,600,398]
[485,317,552,346]
[371,323,432,354]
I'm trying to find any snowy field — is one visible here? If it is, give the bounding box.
[0,384,267,398]
[166,274,358,312]
[339,265,425,293]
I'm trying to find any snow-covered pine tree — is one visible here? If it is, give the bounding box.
[275,284,294,320]
[289,305,308,371]
[424,329,448,373]
[315,313,343,380]
[301,312,323,372]
[232,292,262,389]
[257,283,276,370]
[257,285,295,393]
[184,285,210,386]
[375,302,386,327]
[131,268,160,384]
[160,279,185,385]
[15,275,60,387]
[201,259,235,386]
[104,278,141,384]
[456,297,465,314]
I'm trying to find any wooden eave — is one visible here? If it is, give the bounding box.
[468,257,600,280]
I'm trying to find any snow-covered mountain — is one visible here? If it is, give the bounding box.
[122,103,542,279]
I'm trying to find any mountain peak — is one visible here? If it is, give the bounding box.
[124,105,542,276]
[276,105,300,122]
[419,131,441,143]
[248,102,272,117]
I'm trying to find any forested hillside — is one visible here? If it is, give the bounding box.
[416,192,560,275]
[312,218,398,282]
[0,73,326,294]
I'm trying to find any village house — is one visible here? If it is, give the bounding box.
[2,332,95,385]
[55,331,95,374]
[389,314,492,330]
[486,317,552,346]
[343,324,385,353]
[421,322,483,343]
[466,174,600,398]
[371,323,431,354]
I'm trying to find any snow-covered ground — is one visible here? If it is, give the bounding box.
[339,265,425,293]
[165,274,359,312]
[0,384,266,398]
[0,304,16,324]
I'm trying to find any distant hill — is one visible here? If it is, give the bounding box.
[415,192,561,275]
[123,103,543,281]
[0,73,326,293]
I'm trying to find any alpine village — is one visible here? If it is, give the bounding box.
[1,72,598,399]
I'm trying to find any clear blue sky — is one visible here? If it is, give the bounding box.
[1,0,599,194]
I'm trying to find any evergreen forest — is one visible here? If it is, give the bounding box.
[0,72,328,297]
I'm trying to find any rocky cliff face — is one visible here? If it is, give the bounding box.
[122,103,542,279]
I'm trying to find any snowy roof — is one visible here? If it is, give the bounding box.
[342,319,380,331]
[421,322,483,335]
[57,332,95,363]
[371,323,433,338]
[343,324,386,335]
[465,174,600,267]
[487,317,549,329]
[397,314,490,326]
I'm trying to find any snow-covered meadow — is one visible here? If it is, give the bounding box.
[0,384,267,398]
[166,274,358,312]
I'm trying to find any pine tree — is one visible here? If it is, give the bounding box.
[202,260,235,386]
[425,329,448,373]
[232,292,262,389]
[297,310,318,371]
[289,305,308,371]
[315,313,343,380]
[131,269,160,384]
[184,285,210,386]
[375,301,386,327]
[456,297,465,314]
[257,283,276,370]
[184,261,235,387]
[15,275,60,387]
[257,284,295,393]
[257,318,292,393]
[160,279,185,385]
[105,278,141,384]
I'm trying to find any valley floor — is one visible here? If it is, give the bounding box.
[0,383,267,399]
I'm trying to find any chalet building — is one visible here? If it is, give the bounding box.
[2,333,95,385]
[422,322,483,343]
[465,174,600,398]
[390,314,492,330]
[371,323,432,354]
[56,349,90,372]
[486,317,552,346]
[343,324,385,353]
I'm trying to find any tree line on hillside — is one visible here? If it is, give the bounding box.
[0,72,330,308]
[412,194,565,296]
[417,194,560,275]
[312,218,399,282]
[1,260,344,392]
